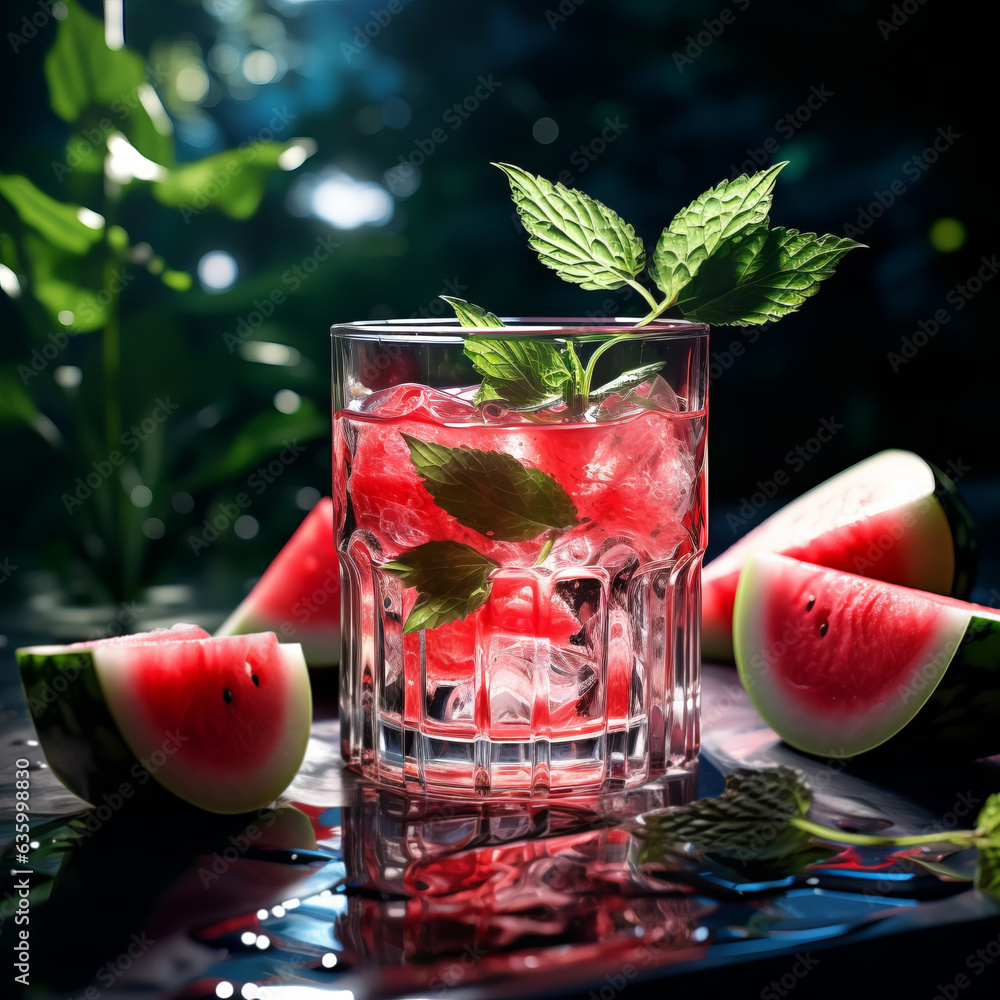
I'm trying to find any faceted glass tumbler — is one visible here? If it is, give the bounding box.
[332,318,708,797]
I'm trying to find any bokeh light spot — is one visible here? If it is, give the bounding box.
[929,217,966,253]
[198,251,239,292]
[235,515,259,540]
[532,117,559,144]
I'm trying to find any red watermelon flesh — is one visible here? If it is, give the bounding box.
[704,450,966,662]
[733,552,999,758]
[17,630,312,814]
[216,498,340,667]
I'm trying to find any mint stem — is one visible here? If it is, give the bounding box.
[534,537,554,565]
[790,817,982,850]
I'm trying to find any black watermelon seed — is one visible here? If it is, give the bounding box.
[223,687,233,704]
[251,674,260,687]
[806,596,816,611]
[819,622,829,637]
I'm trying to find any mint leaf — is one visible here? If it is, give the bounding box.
[974,793,1000,899]
[441,296,505,328]
[403,434,579,541]
[634,767,815,863]
[382,541,498,633]
[649,162,784,302]
[677,224,864,326]
[464,334,576,406]
[594,362,666,398]
[495,162,645,290]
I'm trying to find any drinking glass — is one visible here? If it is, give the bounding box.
[332,318,708,796]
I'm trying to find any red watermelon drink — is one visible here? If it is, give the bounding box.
[333,320,708,797]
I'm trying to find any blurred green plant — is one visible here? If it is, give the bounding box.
[0,0,324,603]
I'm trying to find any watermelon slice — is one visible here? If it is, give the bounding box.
[703,450,977,661]
[733,552,1000,759]
[216,497,340,668]
[17,626,312,814]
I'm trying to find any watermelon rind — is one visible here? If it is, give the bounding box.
[703,450,977,662]
[734,552,1000,759]
[17,633,312,815]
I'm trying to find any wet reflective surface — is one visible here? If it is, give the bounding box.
[3,664,1000,999]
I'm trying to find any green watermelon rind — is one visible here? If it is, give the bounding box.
[16,636,312,815]
[733,552,999,759]
[703,449,975,663]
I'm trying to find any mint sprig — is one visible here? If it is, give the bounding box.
[462,331,579,407]
[648,161,783,303]
[495,161,648,297]
[402,434,579,542]
[382,541,498,633]
[633,766,1000,899]
[675,224,864,326]
[439,161,862,409]
[381,437,579,632]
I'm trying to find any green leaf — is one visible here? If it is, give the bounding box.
[153,143,293,219]
[382,541,498,633]
[0,174,103,255]
[44,0,174,166]
[649,163,785,302]
[677,225,865,326]
[464,334,575,407]
[634,767,815,863]
[0,367,40,425]
[441,296,505,328]
[495,162,645,291]
[403,435,579,541]
[160,269,192,292]
[594,362,665,397]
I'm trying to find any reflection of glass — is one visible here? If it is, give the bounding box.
[337,775,703,978]
[332,320,708,796]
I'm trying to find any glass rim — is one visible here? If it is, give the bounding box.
[330,316,709,344]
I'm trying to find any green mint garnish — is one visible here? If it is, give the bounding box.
[592,361,667,398]
[439,160,862,410]
[439,295,505,329]
[633,766,1000,899]
[463,332,578,407]
[382,541,498,634]
[495,161,648,295]
[675,224,864,326]
[402,434,579,542]
[648,161,783,305]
